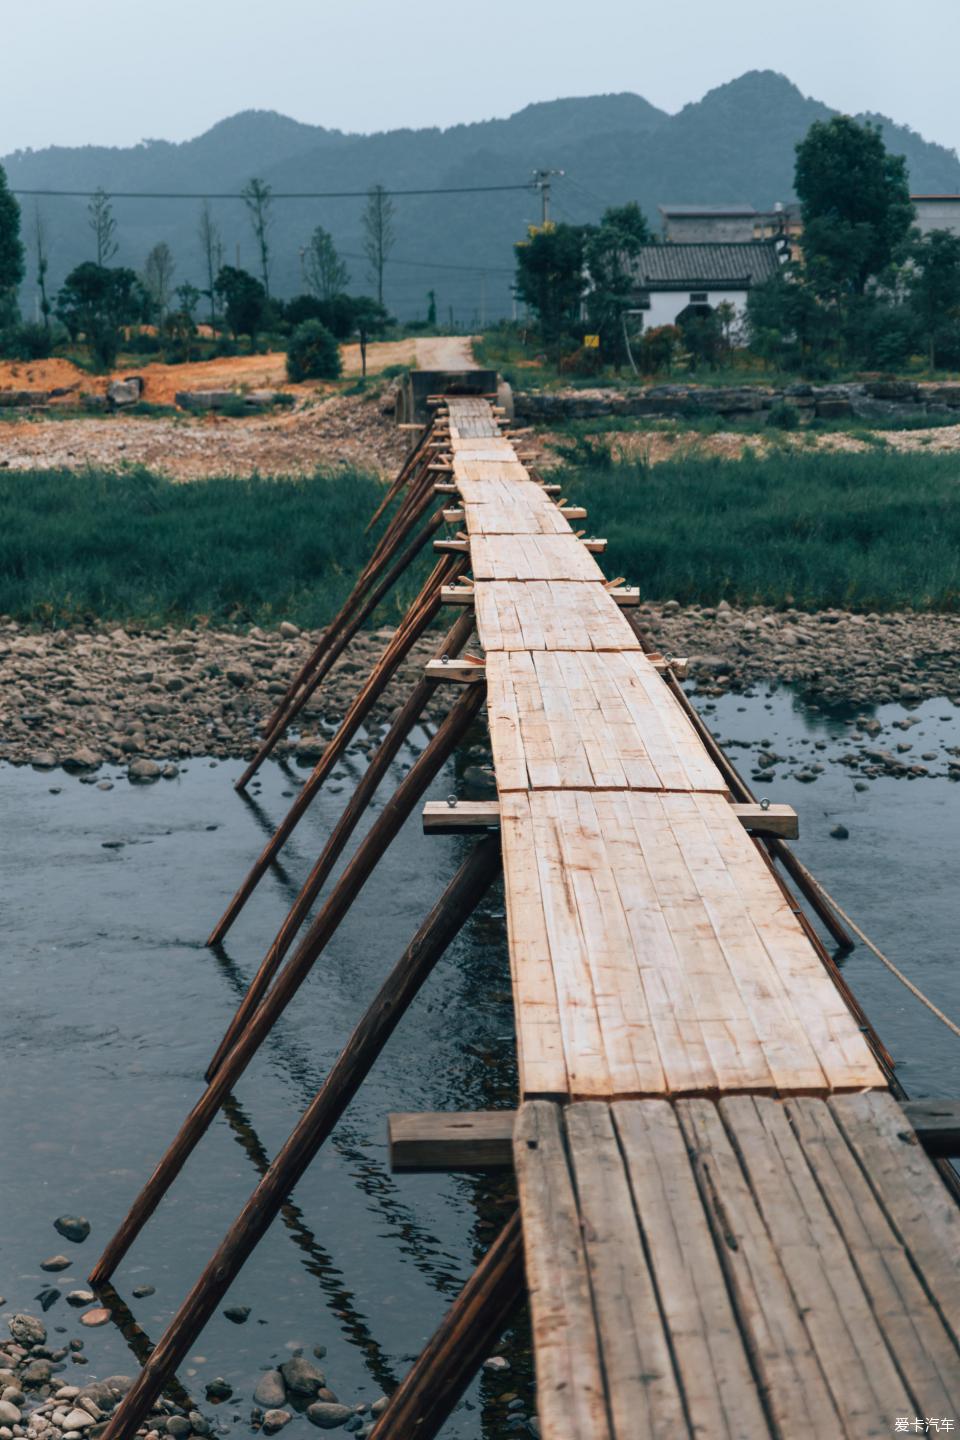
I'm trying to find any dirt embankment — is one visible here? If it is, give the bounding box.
[0,388,407,479]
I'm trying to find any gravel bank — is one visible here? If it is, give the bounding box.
[0,622,445,772]
[1,605,957,775]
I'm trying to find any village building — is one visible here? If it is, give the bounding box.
[659,202,802,246]
[911,194,960,234]
[627,239,783,334]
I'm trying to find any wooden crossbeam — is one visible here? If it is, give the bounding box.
[433,482,460,494]
[433,538,470,553]
[442,508,465,523]
[424,658,486,684]
[440,585,476,604]
[423,799,798,838]
[389,1101,960,1173]
[389,1111,515,1171]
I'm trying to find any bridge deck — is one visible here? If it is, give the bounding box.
[514,1092,960,1439]
[444,398,883,1101]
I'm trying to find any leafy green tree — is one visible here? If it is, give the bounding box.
[55,262,142,368]
[350,294,389,376]
[585,202,652,366]
[0,164,25,325]
[795,116,914,296]
[88,188,118,267]
[907,229,960,367]
[304,225,350,301]
[33,206,51,331]
[746,268,836,369]
[514,222,586,347]
[213,265,267,343]
[286,319,342,381]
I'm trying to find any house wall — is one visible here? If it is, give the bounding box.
[913,199,960,235]
[644,288,749,334]
[662,214,757,243]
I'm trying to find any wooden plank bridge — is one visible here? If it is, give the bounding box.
[91,390,959,1438]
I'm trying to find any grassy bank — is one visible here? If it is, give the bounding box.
[561,445,960,611]
[0,467,432,629]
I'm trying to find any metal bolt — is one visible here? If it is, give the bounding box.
[446,794,458,808]
[760,797,771,811]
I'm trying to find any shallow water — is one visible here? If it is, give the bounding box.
[1,686,959,1436]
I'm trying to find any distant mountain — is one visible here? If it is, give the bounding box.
[5,71,959,323]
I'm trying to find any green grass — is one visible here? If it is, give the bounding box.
[0,467,432,630]
[561,446,960,611]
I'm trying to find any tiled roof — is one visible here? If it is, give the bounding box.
[630,241,782,289]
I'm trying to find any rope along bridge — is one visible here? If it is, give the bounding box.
[90,391,959,1438]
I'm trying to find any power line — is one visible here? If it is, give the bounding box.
[10,182,536,201]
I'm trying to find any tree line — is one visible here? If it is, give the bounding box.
[512,115,960,376]
[0,174,398,375]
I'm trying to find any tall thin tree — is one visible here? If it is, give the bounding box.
[362,183,395,307]
[242,178,273,299]
[304,225,350,300]
[88,188,118,267]
[198,200,224,328]
[33,205,50,330]
[143,241,176,325]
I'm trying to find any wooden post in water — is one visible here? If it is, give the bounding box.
[212,553,470,943]
[96,835,504,1440]
[369,1212,525,1440]
[90,681,488,1285]
[205,607,478,1079]
[236,505,450,790]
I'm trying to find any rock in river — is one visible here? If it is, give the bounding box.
[8,1315,46,1346]
[306,1403,354,1430]
[254,1372,287,1409]
[54,1215,91,1243]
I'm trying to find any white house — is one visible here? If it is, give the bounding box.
[911,195,960,235]
[627,241,783,336]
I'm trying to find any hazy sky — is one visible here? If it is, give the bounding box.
[3,0,959,156]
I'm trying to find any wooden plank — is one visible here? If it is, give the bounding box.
[474,582,641,652]
[720,1095,912,1433]
[388,1111,514,1170]
[513,1102,612,1440]
[611,1099,770,1440]
[786,1096,960,1416]
[829,1091,960,1342]
[731,802,798,838]
[900,1099,960,1156]
[677,1097,844,1436]
[564,1103,688,1438]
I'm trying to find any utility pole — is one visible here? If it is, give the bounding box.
[532,168,564,225]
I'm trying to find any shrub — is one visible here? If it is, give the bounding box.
[0,321,56,360]
[767,400,800,430]
[286,320,342,382]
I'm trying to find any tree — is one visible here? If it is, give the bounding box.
[907,229,960,367]
[514,222,586,346]
[33,206,51,331]
[362,184,395,306]
[0,163,24,325]
[746,268,835,369]
[426,289,437,327]
[55,262,142,368]
[304,225,349,301]
[795,116,914,297]
[197,201,224,328]
[242,178,273,298]
[88,188,118,267]
[286,319,342,381]
[143,241,176,325]
[213,265,267,343]
[350,294,389,376]
[584,202,653,366]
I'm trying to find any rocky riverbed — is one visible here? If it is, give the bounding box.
[1,604,958,777]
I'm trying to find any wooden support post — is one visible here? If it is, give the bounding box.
[96,837,505,1440]
[433,538,469,554]
[442,508,464,523]
[210,552,469,943]
[90,682,489,1286]
[205,609,478,1079]
[368,1212,524,1440]
[422,798,797,839]
[238,505,447,790]
[389,1111,516,1171]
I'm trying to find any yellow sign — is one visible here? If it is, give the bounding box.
[583,334,600,348]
